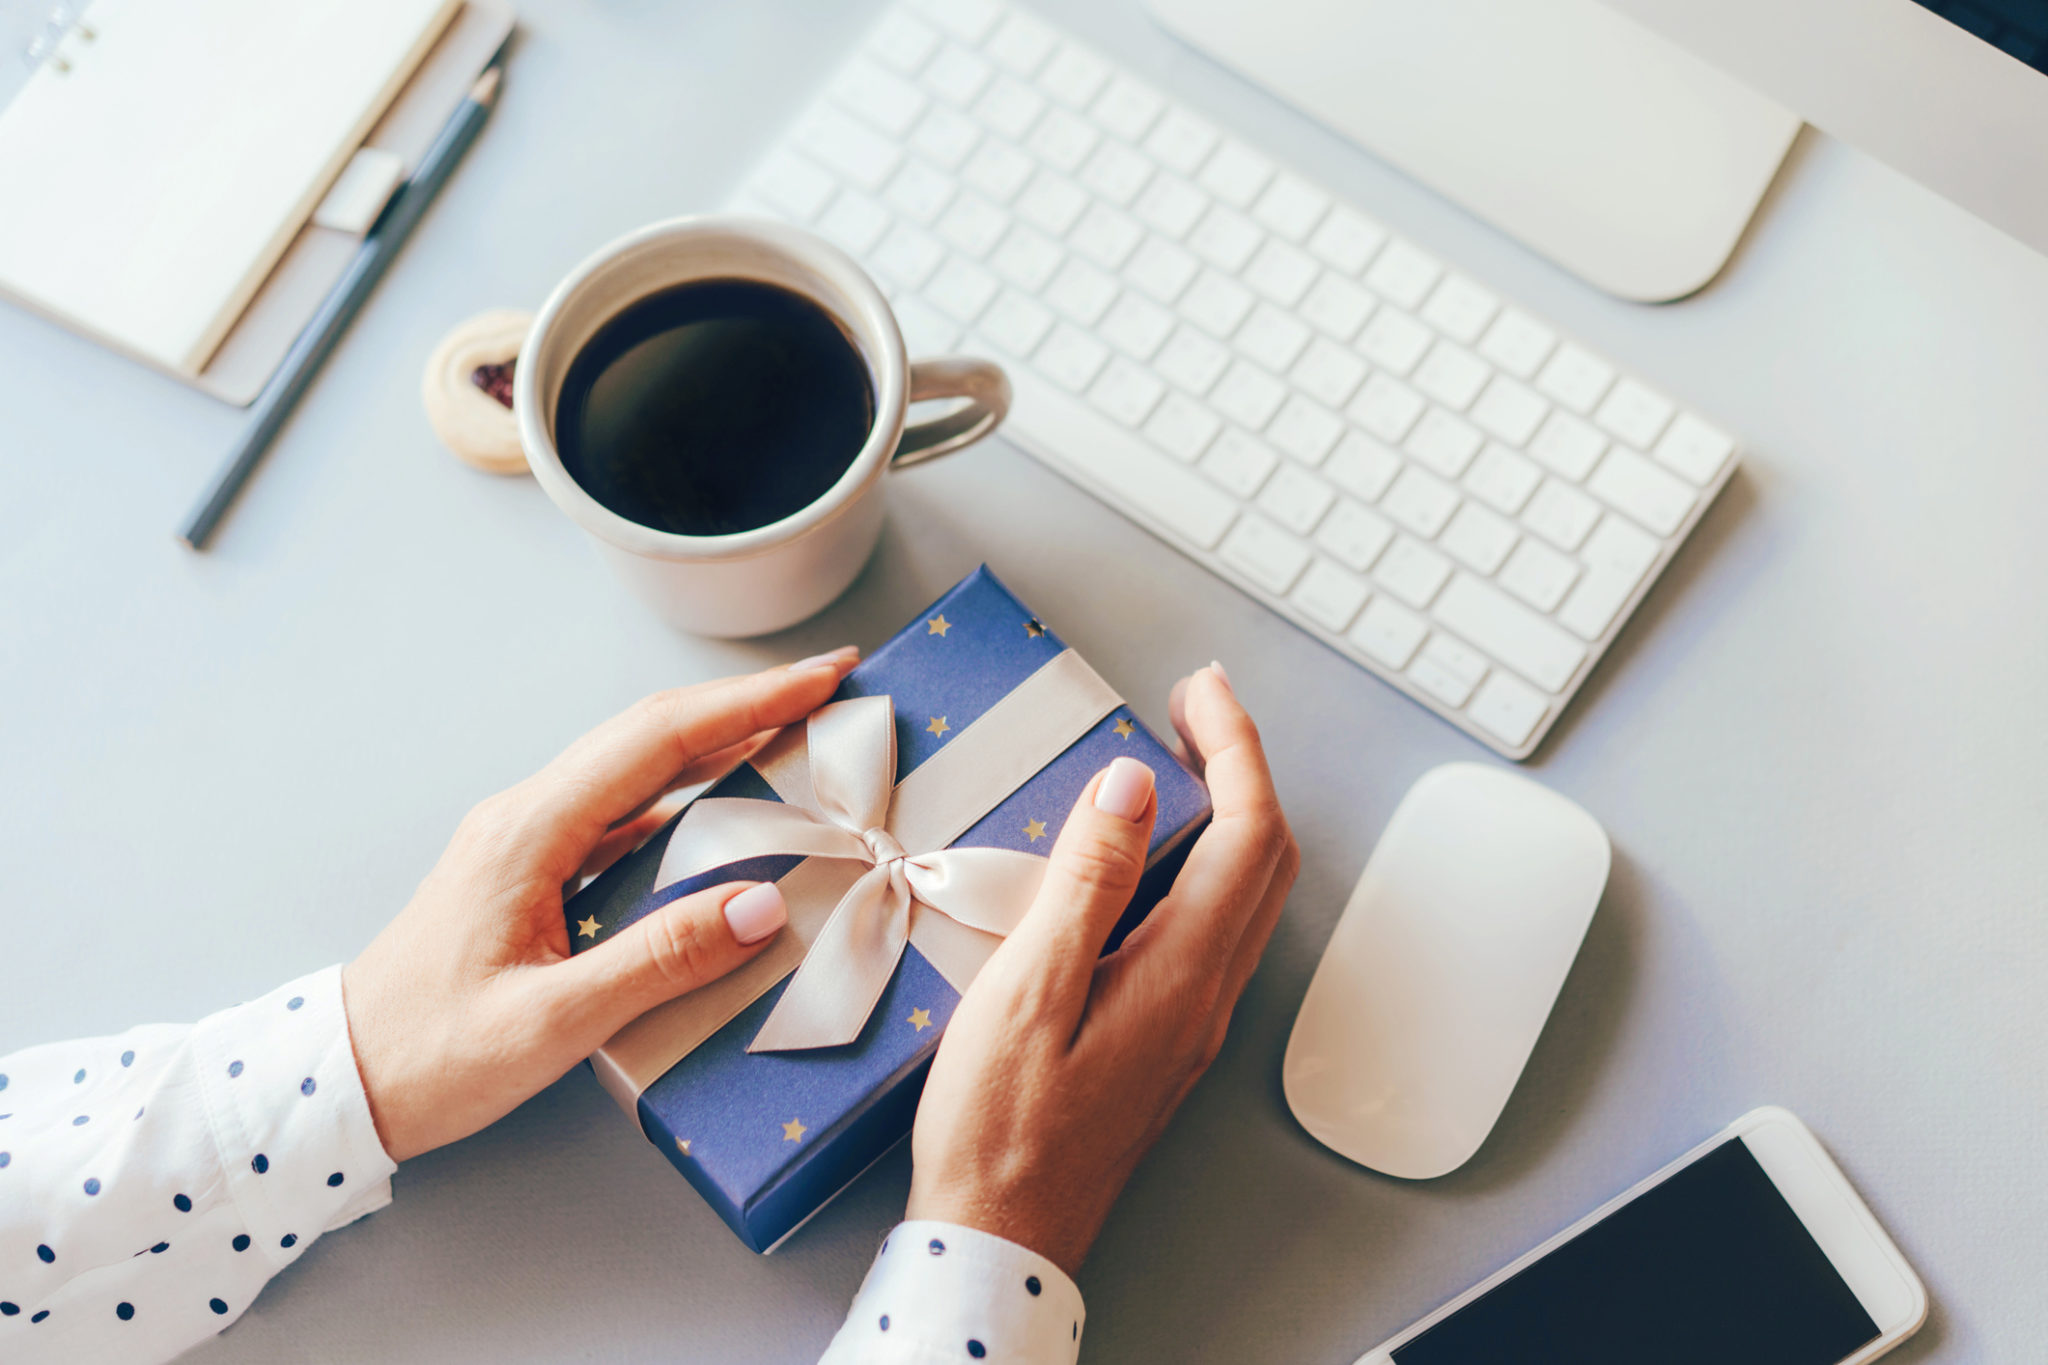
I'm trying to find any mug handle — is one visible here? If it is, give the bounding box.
[894,357,1013,468]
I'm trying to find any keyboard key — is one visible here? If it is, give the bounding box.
[1350,597,1428,669]
[1132,175,1208,238]
[1039,44,1111,107]
[1419,274,1499,345]
[1593,377,1676,450]
[798,114,902,190]
[1556,562,1641,641]
[1198,140,1274,207]
[916,0,1000,43]
[1088,356,1166,426]
[1027,378,1239,548]
[912,105,982,168]
[985,11,1057,75]
[832,56,928,136]
[1355,310,1433,375]
[893,295,960,355]
[1036,323,1110,390]
[1521,479,1601,551]
[886,158,957,223]
[1092,75,1165,142]
[1468,672,1548,747]
[1315,498,1395,571]
[1016,170,1088,234]
[873,223,946,287]
[1586,445,1695,535]
[1410,636,1485,707]
[1498,538,1580,612]
[1123,236,1199,303]
[1267,394,1345,466]
[979,290,1054,356]
[1381,468,1460,538]
[755,151,835,219]
[1326,432,1402,502]
[1257,463,1336,534]
[1468,376,1548,447]
[1404,409,1483,479]
[1046,258,1120,324]
[1464,442,1542,515]
[960,137,1034,200]
[1201,428,1280,497]
[922,45,994,105]
[1188,206,1262,272]
[1243,240,1320,307]
[1292,559,1371,632]
[1027,107,1099,172]
[1180,272,1255,338]
[817,190,892,254]
[1307,206,1388,275]
[1412,341,1490,411]
[989,223,1063,289]
[1652,412,1736,486]
[926,256,999,321]
[936,191,1011,257]
[1144,392,1220,461]
[1299,274,1375,341]
[1064,201,1146,268]
[1143,109,1219,176]
[1535,342,1615,414]
[1155,326,1231,394]
[1364,239,1443,310]
[1211,361,1288,430]
[868,10,941,73]
[1098,291,1175,359]
[1580,513,1661,579]
[1233,304,1311,372]
[1439,502,1519,574]
[1291,338,1367,408]
[1221,513,1312,594]
[1251,174,1330,243]
[1374,536,1452,607]
[1477,307,1557,380]
[1526,410,1607,481]
[1079,140,1154,206]
[1433,575,1587,693]
[1348,373,1426,443]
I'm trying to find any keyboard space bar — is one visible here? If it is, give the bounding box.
[1000,370,1239,551]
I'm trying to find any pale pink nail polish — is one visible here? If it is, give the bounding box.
[1094,756,1155,822]
[788,646,858,674]
[1209,659,1233,693]
[723,882,788,945]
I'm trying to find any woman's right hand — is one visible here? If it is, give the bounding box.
[906,665,1298,1274]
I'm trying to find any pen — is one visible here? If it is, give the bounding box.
[178,64,503,551]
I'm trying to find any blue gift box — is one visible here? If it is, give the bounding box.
[563,566,1210,1252]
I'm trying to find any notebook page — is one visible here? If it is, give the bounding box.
[0,0,459,375]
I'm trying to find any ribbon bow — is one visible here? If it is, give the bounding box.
[653,695,1052,1051]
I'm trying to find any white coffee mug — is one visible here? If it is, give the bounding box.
[514,215,1010,637]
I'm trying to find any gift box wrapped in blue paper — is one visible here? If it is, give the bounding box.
[563,566,1211,1251]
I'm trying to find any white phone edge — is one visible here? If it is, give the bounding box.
[1352,1106,1929,1365]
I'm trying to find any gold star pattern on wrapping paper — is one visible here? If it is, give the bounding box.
[907,1007,933,1032]
[1023,618,1045,638]
[675,1138,692,1157]
[1024,818,1047,842]
[927,615,951,636]
[1113,718,1135,740]
[782,1118,807,1143]
[927,716,951,739]
[576,915,602,939]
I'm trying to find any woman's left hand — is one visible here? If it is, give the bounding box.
[341,650,858,1161]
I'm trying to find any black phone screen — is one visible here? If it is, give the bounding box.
[1391,1138,1881,1365]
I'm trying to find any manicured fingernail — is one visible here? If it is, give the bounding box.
[1094,756,1155,822]
[723,882,787,945]
[1208,660,1233,693]
[788,646,859,674]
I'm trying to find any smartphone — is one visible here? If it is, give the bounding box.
[1356,1107,1927,1365]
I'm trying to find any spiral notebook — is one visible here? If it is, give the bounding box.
[0,0,462,380]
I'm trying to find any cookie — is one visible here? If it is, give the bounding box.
[422,308,534,475]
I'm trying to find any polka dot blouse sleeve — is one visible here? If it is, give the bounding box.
[819,1221,1085,1365]
[0,966,397,1364]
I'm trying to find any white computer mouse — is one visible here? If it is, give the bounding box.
[1284,763,1610,1179]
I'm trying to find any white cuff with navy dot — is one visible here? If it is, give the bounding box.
[0,965,396,1364]
[821,1220,1085,1364]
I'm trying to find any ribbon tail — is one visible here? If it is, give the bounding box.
[749,865,911,1052]
[654,798,868,893]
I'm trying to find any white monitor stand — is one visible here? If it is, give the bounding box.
[1146,0,1802,302]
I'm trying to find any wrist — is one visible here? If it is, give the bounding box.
[905,1184,1105,1277]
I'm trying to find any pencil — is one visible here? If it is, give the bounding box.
[178,65,503,551]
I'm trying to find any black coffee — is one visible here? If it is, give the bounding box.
[555,279,875,536]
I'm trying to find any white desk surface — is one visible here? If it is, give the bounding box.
[3,2,2044,1360]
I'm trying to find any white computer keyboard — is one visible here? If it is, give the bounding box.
[733,0,1739,759]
